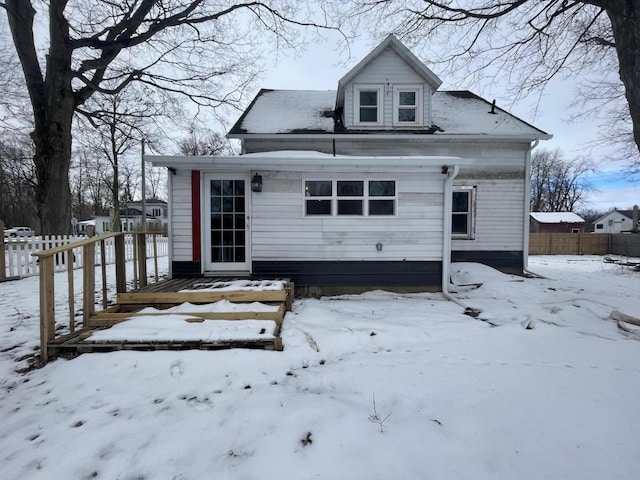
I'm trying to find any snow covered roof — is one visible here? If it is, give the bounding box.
[230,90,336,135]
[228,89,549,138]
[530,212,585,224]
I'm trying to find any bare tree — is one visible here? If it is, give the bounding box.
[1,1,339,233]
[77,85,168,231]
[177,127,235,156]
[334,1,640,162]
[0,135,37,229]
[530,148,595,212]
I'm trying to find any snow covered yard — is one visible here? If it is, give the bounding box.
[1,256,639,479]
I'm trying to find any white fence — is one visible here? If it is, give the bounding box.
[3,234,168,279]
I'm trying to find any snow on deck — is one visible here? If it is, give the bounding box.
[137,300,280,315]
[180,280,286,292]
[86,315,277,342]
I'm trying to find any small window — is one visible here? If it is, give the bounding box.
[368,181,395,216]
[354,85,383,126]
[596,224,603,230]
[571,228,580,234]
[393,85,423,126]
[337,181,364,216]
[452,186,476,239]
[305,181,332,215]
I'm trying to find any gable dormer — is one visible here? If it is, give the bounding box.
[336,35,442,130]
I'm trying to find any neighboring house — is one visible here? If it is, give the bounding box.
[113,200,169,232]
[593,207,640,233]
[149,35,551,290]
[77,215,111,235]
[530,212,585,233]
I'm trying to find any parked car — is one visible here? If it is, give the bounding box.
[3,226,34,238]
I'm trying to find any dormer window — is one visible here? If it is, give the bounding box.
[354,85,383,126]
[393,85,423,126]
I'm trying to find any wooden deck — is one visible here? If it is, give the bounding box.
[46,278,293,357]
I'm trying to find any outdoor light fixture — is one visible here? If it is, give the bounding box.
[251,173,263,192]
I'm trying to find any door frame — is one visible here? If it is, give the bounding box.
[202,172,252,273]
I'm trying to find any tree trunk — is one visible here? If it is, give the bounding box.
[606,2,640,155]
[7,0,74,234]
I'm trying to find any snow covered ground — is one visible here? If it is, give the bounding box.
[1,256,639,479]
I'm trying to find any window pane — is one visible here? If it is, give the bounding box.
[234,214,244,229]
[235,231,245,246]
[398,108,416,122]
[338,199,363,215]
[234,196,245,212]
[223,247,234,262]
[359,91,377,106]
[452,191,469,212]
[223,197,233,212]
[211,247,222,262]
[369,181,395,196]
[306,199,331,215]
[210,180,221,196]
[223,214,233,229]
[211,214,221,229]
[211,230,222,247]
[222,180,233,196]
[235,247,245,262]
[305,181,332,197]
[399,91,416,105]
[234,180,245,196]
[210,196,221,213]
[369,199,394,215]
[452,214,469,235]
[337,181,364,196]
[223,230,234,246]
[359,107,378,122]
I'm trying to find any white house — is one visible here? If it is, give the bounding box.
[148,35,551,291]
[593,207,639,233]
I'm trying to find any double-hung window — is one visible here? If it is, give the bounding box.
[452,186,476,239]
[354,85,383,126]
[305,180,396,216]
[393,85,423,126]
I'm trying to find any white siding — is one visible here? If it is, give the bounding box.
[170,170,193,261]
[453,178,525,251]
[250,171,445,261]
[344,48,434,128]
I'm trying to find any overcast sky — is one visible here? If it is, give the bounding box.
[255,33,639,213]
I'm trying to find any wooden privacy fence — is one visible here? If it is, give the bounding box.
[529,233,611,255]
[31,231,165,362]
[2,231,168,280]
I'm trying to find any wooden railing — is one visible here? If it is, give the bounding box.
[31,231,165,362]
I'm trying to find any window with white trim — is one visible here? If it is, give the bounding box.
[452,186,476,239]
[393,85,423,126]
[354,85,383,126]
[305,180,396,216]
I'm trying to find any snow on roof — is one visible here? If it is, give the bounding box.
[233,90,335,134]
[530,212,585,223]
[431,91,548,136]
[229,89,548,137]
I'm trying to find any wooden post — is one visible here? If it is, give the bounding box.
[152,233,159,283]
[82,242,96,326]
[67,250,75,333]
[39,256,55,363]
[0,220,5,281]
[114,233,127,293]
[137,232,147,287]
[100,239,108,309]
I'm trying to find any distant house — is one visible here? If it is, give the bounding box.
[149,35,551,290]
[530,212,585,233]
[593,208,640,233]
[115,200,168,232]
